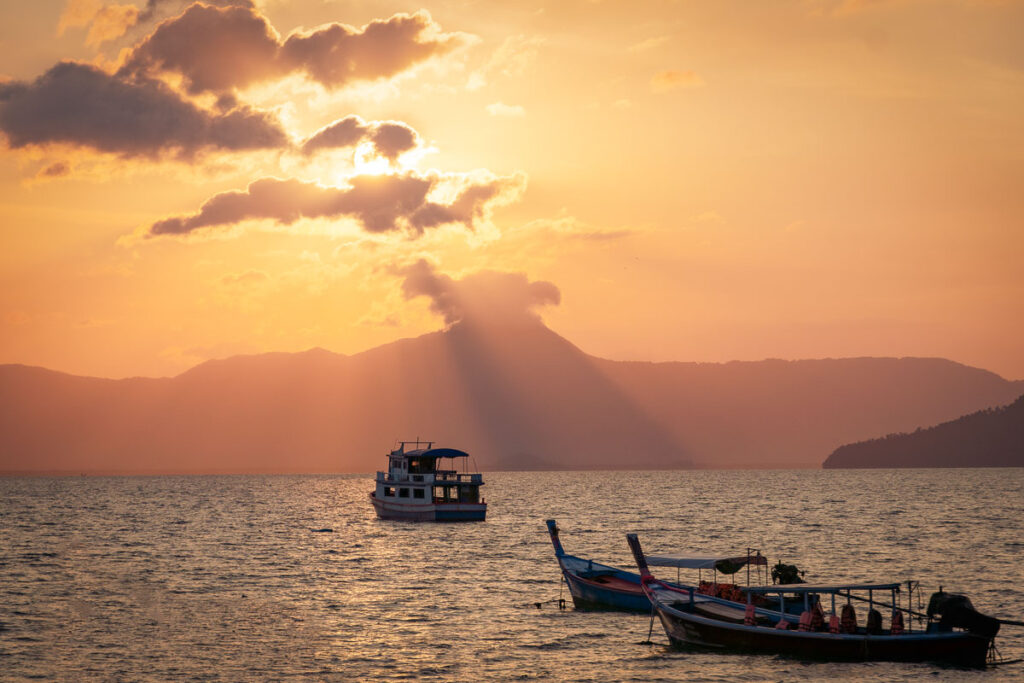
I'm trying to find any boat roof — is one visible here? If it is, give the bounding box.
[646,553,768,570]
[392,447,469,460]
[745,582,902,594]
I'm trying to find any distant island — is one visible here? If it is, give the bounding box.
[823,394,1024,469]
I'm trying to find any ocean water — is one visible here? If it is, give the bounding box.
[1,469,1022,682]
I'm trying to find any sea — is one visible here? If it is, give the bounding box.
[1,469,1022,682]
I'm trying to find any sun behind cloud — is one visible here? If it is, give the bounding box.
[352,141,391,176]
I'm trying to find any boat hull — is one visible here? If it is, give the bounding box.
[369,492,486,522]
[655,600,991,667]
[560,562,651,611]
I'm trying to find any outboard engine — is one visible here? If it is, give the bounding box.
[866,608,883,635]
[927,591,1000,640]
[771,562,805,585]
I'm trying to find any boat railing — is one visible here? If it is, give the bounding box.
[377,471,482,484]
[435,473,482,483]
[377,471,433,483]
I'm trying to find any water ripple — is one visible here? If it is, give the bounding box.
[0,469,1021,681]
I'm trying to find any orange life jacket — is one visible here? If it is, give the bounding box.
[798,611,813,632]
[840,604,857,633]
[890,609,905,635]
[810,604,825,631]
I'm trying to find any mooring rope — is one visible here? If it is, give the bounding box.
[519,595,567,610]
[642,604,656,644]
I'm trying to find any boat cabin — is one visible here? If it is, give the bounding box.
[378,442,482,503]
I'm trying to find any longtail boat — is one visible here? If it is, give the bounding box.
[546,519,767,612]
[626,533,1000,667]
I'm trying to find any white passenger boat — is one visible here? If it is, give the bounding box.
[369,441,486,521]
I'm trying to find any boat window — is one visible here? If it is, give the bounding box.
[459,486,479,503]
[399,488,410,498]
[383,486,395,497]
[409,458,435,474]
[413,488,425,499]
[433,486,444,502]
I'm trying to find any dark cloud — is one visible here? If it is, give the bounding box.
[369,122,419,162]
[121,3,283,95]
[301,116,366,154]
[280,11,464,90]
[406,179,509,231]
[146,171,523,237]
[0,61,288,157]
[301,115,420,162]
[401,260,560,326]
[122,5,465,94]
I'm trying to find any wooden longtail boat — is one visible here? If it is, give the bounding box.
[626,533,999,667]
[546,519,767,612]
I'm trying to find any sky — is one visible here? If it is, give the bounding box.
[1,0,1022,380]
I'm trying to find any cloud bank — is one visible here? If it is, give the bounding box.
[121,5,466,94]
[0,61,287,157]
[1,4,461,160]
[146,171,525,237]
[401,260,560,325]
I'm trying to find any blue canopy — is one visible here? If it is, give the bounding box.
[417,448,470,459]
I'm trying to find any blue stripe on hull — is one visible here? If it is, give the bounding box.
[564,572,651,612]
[435,508,487,521]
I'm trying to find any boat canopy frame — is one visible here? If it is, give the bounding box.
[392,447,470,460]
[646,552,768,571]
[745,582,902,594]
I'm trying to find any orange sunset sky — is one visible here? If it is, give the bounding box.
[1,0,1022,380]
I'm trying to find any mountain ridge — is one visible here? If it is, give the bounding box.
[823,393,1024,468]
[2,321,1020,473]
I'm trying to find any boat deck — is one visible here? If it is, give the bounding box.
[692,600,750,624]
[581,574,643,592]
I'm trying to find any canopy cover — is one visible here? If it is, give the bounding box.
[409,448,469,459]
[646,552,768,574]
[745,582,902,594]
